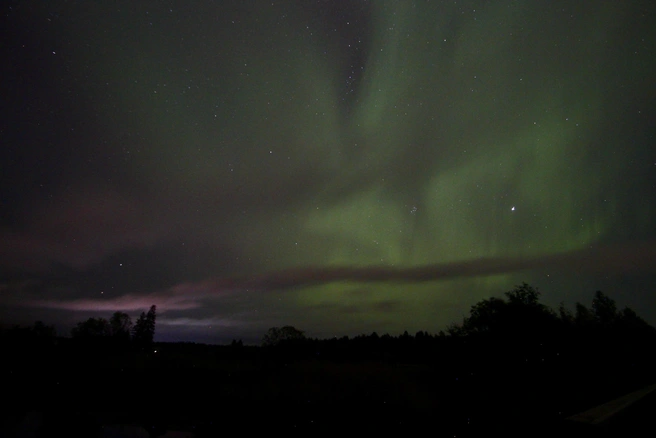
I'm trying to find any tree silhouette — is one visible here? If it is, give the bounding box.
[449,283,558,339]
[445,320,467,337]
[230,339,243,348]
[574,302,595,327]
[2,321,57,350]
[262,325,305,347]
[109,311,133,340]
[463,297,507,334]
[132,305,156,344]
[557,302,574,325]
[617,307,653,332]
[32,321,57,338]
[505,282,541,306]
[591,291,618,326]
[71,317,110,338]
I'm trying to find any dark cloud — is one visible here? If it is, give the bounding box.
[20,241,654,314]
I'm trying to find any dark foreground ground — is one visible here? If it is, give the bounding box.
[5,375,656,437]
[559,384,656,438]
[2,343,654,437]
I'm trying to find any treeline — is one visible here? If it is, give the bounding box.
[4,284,654,358]
[258,283,656,428]
[259,283,656,390]
[70,305,157,345]
[263,283,655,361]
[0,320,58,348]
[0,305,158,352]
[2,284,653,434]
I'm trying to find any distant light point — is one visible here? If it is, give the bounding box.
[511,206,516,211]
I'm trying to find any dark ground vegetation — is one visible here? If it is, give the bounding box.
[2,284,655,437]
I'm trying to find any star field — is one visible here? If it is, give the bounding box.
[1,0,655,343]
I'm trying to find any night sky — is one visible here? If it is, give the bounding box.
[2,1,655,344]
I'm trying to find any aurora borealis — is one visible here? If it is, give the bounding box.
[2,1,655,343]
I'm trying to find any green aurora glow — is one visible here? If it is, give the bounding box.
[1,1,654,341]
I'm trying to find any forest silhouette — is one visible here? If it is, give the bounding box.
[2,284,655,437]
